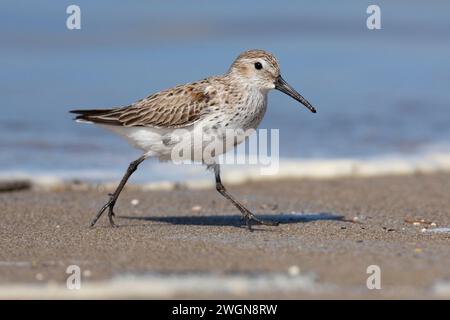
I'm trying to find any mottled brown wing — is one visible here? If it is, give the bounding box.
[71,82,213,128]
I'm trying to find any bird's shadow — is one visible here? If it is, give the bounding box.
[118,212,345,228]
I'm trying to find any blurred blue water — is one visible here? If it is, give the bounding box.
[1,0,450,181]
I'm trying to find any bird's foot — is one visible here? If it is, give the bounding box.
[108,208,119,228]
[89,196,119,228]
[242,212,279,231]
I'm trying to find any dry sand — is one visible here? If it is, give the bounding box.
[1,173,450,299]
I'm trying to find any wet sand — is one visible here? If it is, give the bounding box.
[1,173,450,299]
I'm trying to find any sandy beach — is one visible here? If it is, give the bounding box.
[1,172,450,299]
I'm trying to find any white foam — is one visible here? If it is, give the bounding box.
[2,150,450,190]
[173,151,450,189]
[222,151,450,182]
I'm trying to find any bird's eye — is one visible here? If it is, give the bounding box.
[254,62,263,70]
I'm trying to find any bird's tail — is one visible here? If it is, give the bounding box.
[69,108,121,125]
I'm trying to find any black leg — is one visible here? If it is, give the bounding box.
[90,155,146,228]
[212,164,279,231]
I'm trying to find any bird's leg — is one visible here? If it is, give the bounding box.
[212,164,279,231]
[90,155,146,228]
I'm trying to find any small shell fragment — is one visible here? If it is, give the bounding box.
[288,265,301,276]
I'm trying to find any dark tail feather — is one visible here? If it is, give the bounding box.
[69,109,121,125]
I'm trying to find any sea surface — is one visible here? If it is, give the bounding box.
[1,1,450,183]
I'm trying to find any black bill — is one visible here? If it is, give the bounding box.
[275,75,316,113]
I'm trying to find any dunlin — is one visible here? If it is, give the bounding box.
[70,49,316,230]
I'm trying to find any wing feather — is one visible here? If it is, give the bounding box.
[70,79,216,128]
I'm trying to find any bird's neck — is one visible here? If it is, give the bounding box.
[224,73,269,97]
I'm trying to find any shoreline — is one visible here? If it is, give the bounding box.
[2,167,450,194]
[2,149,450,192]
[2,170,450,193]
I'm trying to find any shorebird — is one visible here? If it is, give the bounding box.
[71,49,316,230]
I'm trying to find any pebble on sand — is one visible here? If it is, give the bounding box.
[288,265,301,276]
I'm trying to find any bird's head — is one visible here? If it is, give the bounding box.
[229,49,316,113]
